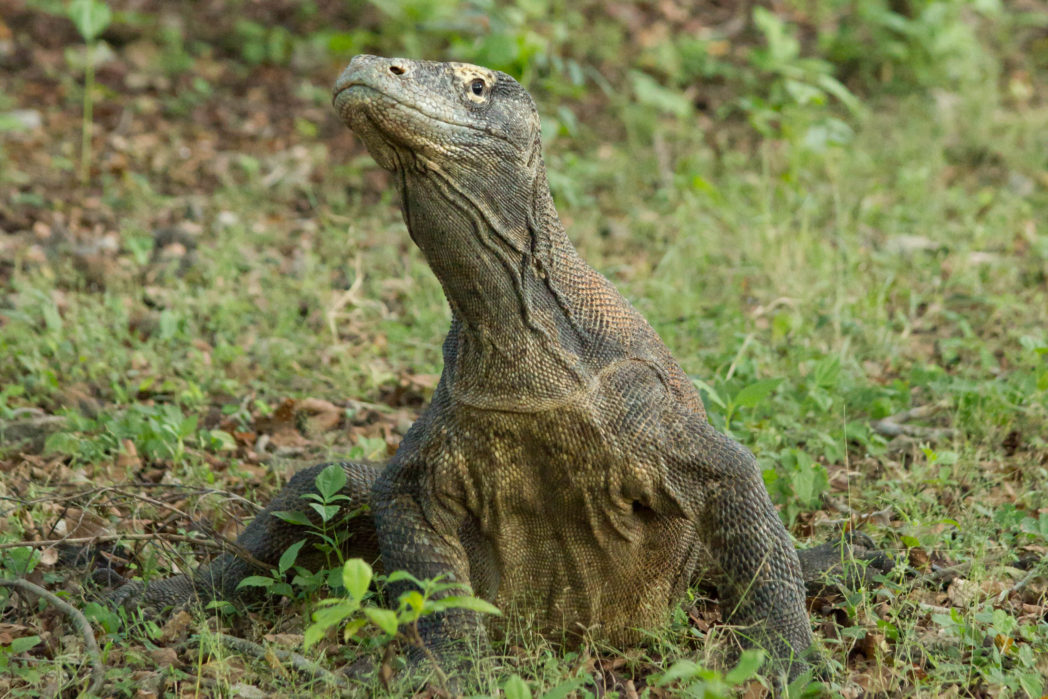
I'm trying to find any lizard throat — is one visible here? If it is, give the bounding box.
[397,167,591,404]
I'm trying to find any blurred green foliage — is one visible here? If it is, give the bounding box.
[225,0,1044,140]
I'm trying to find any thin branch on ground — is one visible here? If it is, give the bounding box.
[929,562,973,584]
[207,632,350,689]
[0,577,105,695]
[872,402,956,440]
[997,557,1048,603]
[818,495,894,527]
[0,482,261,512]
[0,533,271,572]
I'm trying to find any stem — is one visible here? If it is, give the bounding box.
[209,633,350,689]
[408,620,449,689]
[0,578,105,695]
[80,43,94,187]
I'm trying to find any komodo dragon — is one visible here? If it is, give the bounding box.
[108,55,889,679]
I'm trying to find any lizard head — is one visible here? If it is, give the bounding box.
[332,55,552,267]
[333,55,541,188]
[331,55,576,365]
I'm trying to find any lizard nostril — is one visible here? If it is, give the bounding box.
[389,64,405,76]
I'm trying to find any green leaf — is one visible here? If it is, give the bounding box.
[789,459,827,507]
[272,510,312,526]
[629,71,692,119]
[206,599,237,615]
[309,502,339,523]
[1018,671,1043,698]
[811,356,841,389]
[342,558,372,601]
[42,302,62,333]
[691,378,726,410]
[315,463,347,501]
[278,539,307,574]
[81,602,121,634]
[341,617,369,641]
[431,595,501,616]
[237,575,275,590]
[363,607,399,636]
[385,570,422,585]
[312,601,360,626]
[5,636,41,654]
[656,659,701,685]
[399,590,425,616]
[205,429,237,451]
[539,678,588,699]
[725,649,765,684]
[68,0,112,42]
[816,74,863,114]
[733,378,783,409]
[303,622,327,649]
[503,674,532,699]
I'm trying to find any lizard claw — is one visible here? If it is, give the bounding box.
[798,531,896,596]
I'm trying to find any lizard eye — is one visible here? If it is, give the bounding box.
[470,78,486,96]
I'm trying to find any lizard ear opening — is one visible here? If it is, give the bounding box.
[631,498,658,521]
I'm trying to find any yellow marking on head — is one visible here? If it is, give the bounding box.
[450,63,497,103]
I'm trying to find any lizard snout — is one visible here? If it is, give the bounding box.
[333,55,413,101]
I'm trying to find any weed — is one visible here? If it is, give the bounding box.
[66,0,111,187]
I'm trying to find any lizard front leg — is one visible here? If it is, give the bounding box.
[675,417,814,678]
[107,461,382,614]
[371,455,488,671]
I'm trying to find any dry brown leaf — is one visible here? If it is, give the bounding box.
[261,633,303,647]
[947,578,981,608]
[148,647,179,668]
[297,398,341,434]
[37,547,58,567]
[740,679,770,699]
[0,623,36,645]
[159,610,194,644]
[116,439,141,470]
[55,506,110,540]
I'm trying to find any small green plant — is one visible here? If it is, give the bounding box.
[653,648,774,698]
[303,558,501,684]
[67,0,112,186]
[0,635,43,685]
[0,547,38,579]
[692,376,782,433]
[742,7,861,140]
[932,606,1046,697]
[44,403,198,465]
[236,463,360,599]
[501,673,589,699]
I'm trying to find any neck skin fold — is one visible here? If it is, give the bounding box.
[396,159,591,404]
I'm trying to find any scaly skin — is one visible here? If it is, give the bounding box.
[109,56,892,679]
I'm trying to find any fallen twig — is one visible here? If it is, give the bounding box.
[819,494,894,527]
[928,562,972,584]
[872,402,956,441]
[996,558,1047,604]
[0,482,261,513]
[207,632,350,689]
[0,577,105,695]
[0,533,271,572]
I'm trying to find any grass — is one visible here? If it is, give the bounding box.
[1,2,1047,697]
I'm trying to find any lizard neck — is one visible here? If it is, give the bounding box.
[397,157,592,406]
